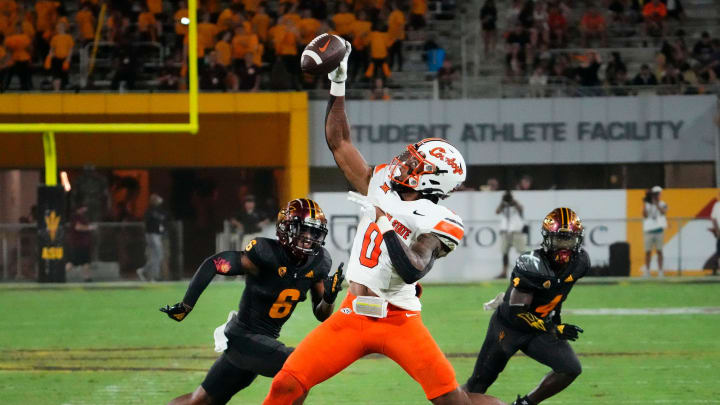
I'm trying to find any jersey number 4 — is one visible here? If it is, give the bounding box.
[360,223,383,268]
[269,288,301,319]
[535,294,563,318]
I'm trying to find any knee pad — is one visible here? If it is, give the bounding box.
[269,370,306,398]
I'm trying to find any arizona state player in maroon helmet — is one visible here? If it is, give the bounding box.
[160,198,345,405]
[464,208,589,405]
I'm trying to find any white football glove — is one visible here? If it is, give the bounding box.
[347,191,377,218]
[328,36,352,83]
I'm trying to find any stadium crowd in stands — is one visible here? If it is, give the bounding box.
[0,0,420,95]
[490,0,720,96]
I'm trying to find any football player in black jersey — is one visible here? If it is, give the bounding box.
[464,208,588,405]
[160,198,345,405]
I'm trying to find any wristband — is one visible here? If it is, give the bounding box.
[330,81,345,97]
[376,216,393,234]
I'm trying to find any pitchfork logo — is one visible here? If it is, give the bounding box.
[213,257,231,274]
[45,211,61,242]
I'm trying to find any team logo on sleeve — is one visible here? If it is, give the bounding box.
[380,183,390,193]
[543,280,551,289]
[245,239,257,251]
[213,258,231,274]
[278,267,287,277]
[513,277,520,287]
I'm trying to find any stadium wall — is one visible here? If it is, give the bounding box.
[312,189,718,281]
[0,92,309,205]
[308,95,718,166]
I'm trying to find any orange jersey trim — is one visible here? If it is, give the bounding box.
[374,163,388,174]
[433,220,464,242]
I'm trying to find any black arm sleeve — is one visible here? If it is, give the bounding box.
[182,251,244,308]
[382,231,434,284]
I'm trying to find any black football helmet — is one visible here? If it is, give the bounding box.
[276,198,328,258]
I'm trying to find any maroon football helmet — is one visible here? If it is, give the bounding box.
[541,207,584,264]
[276,198,328,258]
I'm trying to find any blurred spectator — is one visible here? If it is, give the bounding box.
[274,17,301,90]
[299,8,321,46]
[479,0,497,58]
[661,30,688,67]
[137,3,160,43]
[215,30,232,69]
[3,23,32,90]
[632,63,658,86]
[532,0,549,49]
[496,190,526,279]
[251,4,271,43]
[409,0,427,30]
[547,2,567,48]
[529,63,548,97]
[605,51,627,83]
[111,23,138,91]
[147,0,163,16]
[47,21,73,91]
[506,0,523,27]
[232,23,259,78]
[666,0,685,21]
[692,31,714,67]
[607,0,627,23]
[387,2,406,71]
[515,174,532,190]
[437,58,457,98]
[369,77,391,100]
[200,51,228,91]
[230,195,269,248]
[75,4,95,45]
[580,5,607,47]
[349,10,371,82]
[365,22,391,85]
[608,67,633,96]
[505,22,529,79]
[659,64,684,94]
[238,52,260,91]
[66,204,96,282]
[198,12,219,54]
[643,185,667,277]
[679,62,700,94]
[481,177,499,191]
[174,1,189,49]
[157,59,181,91]
[331,3,355,39]
[35,0,60,59]
[642,0,667,39]
[137,193,168,282]
[574,51,602,95]
[74,165,110,222]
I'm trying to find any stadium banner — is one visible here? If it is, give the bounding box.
[37,186,66,283]
[312,190,628,282]
[309,95,717,166]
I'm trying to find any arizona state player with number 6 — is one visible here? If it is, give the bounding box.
[264,38,503,405]
[465,208,588,405]
[160,199,344,405]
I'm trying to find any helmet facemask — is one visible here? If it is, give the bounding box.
[542,230,583,264]
[388,147,437,191]
[285,218,327,257]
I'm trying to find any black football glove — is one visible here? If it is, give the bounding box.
[556,323,583,341]
[322,262,345,304]
[160,302,192,322]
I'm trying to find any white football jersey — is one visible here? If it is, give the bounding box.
[346,165,464,311]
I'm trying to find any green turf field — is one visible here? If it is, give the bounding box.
[2,279,719,404]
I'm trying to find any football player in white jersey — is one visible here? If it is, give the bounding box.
[263,38,504,405]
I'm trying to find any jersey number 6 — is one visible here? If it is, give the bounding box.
[360,222,383,268]
[269,288,301,319]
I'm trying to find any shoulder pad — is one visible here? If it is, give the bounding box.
[572,249,590,279]
[428,208,464,252]
[244,237,278,269]
[511,250,552,291]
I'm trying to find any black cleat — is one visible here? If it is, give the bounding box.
[512,395,536,405]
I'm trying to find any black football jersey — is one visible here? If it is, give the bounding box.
[499,248,590,324]
[227,237,332,338]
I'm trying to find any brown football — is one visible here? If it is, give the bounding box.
[301,33,346,75]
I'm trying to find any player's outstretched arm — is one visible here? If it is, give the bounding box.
[311,263,345,321]
[160,251,259,322]
[325,39,372,195]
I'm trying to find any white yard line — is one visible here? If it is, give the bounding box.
[564,307,720,315]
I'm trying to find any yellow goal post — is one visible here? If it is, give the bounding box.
[0,0,200,186]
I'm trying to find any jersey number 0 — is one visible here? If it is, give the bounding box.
[359,223,383,268]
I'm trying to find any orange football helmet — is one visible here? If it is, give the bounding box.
[276,198,328,258]
[541,207,584,264]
